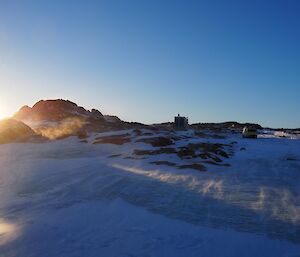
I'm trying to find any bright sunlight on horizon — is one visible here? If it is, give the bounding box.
[0,98,13,120]
[0,106,8,120]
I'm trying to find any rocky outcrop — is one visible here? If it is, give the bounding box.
[14,99,103,122]
[191,121,262,131]
[12,99,150,139]
[0,119,38,144]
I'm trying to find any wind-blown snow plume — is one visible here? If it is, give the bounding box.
[34,117,87,140]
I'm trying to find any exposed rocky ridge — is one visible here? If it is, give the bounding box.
[191,121,262,131]
[153,121,263,131]
[13,99,149,139]
[14,99,104,122]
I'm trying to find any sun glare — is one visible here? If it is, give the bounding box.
[0,104,10,120]
[0,110,6,120]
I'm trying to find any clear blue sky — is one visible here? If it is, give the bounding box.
[0,0,299,128]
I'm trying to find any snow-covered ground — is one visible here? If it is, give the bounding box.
[0,129,299,257]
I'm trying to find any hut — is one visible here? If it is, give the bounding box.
[174,114,188,130]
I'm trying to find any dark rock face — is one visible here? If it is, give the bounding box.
[91,109,103,119]
[0,119,38,144]
[93,134,131,145]
[133,147,177,156]
[14,99,103,122]
[136,137,174,147]
[178,163,207,172]
[12,99,150,139]
[150,161,177,167]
